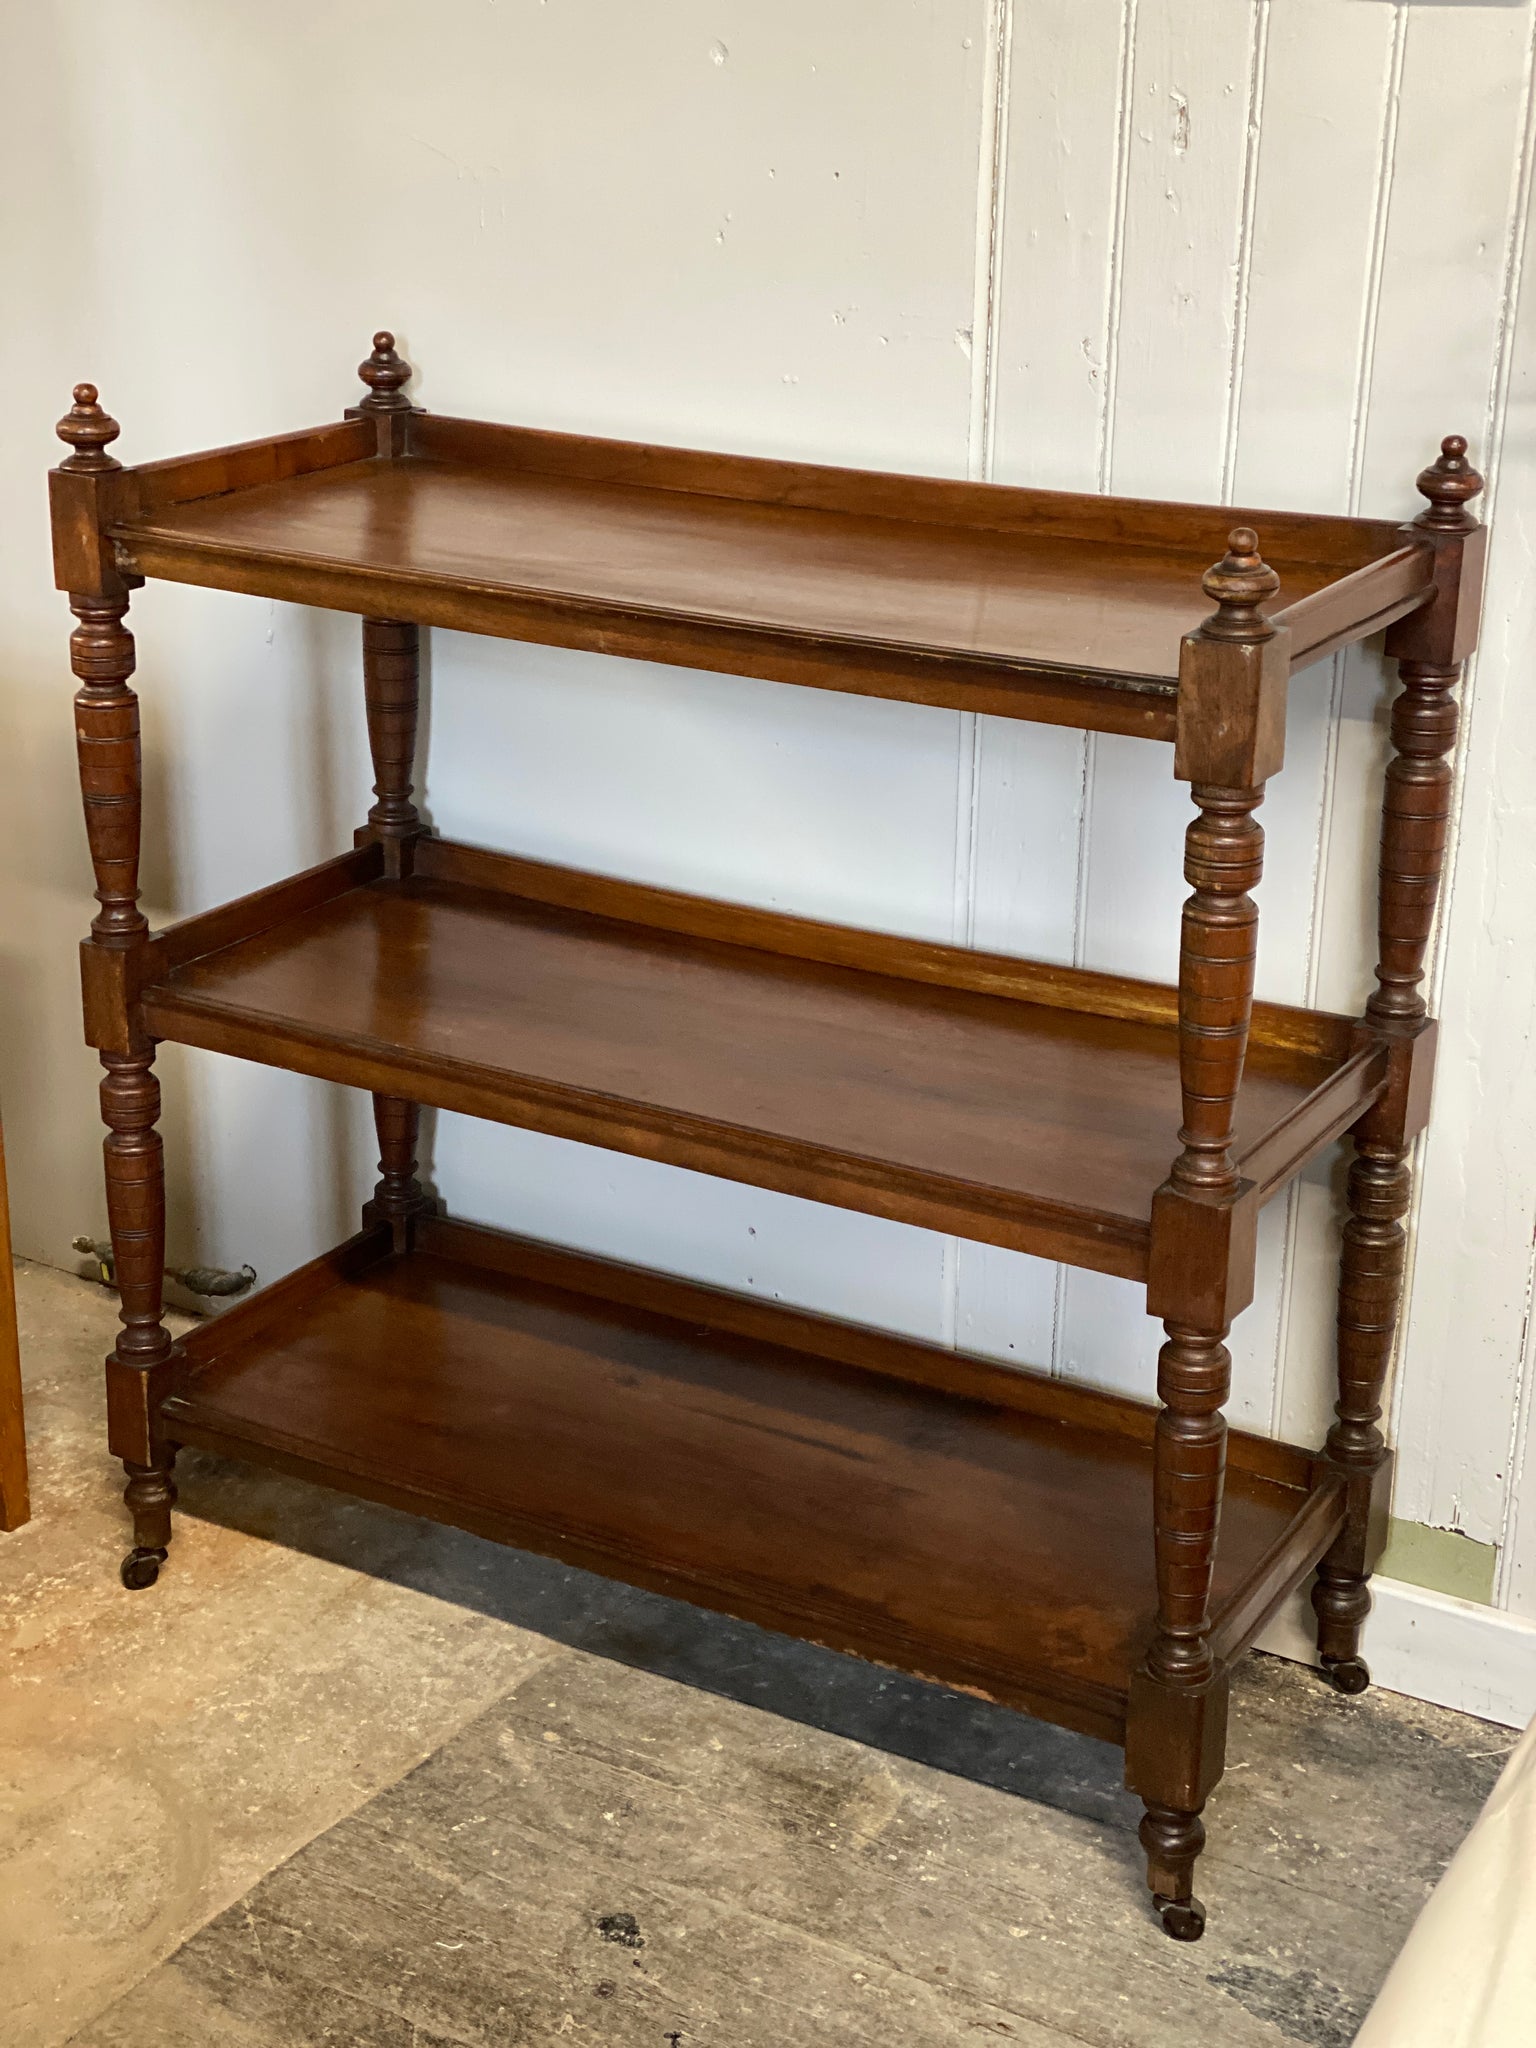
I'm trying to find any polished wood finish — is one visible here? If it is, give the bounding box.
[412,837,1360,1056]
[96,357,1420,741]
[1129,534,1284,1939]
[1311,436,1488,1694]
[1168,774,1268,1201]
[363,1094,433,1253]
[131,420,376,517]
[54,338,1485,1940]
[0,1118,28,1532]
[1271,543,1435,673]
[112,462,1354,712]
[1312,1138,1411,1689]
[136,856,1364,1281]
[160,1219,1337,1745]
[58,387,180,1588]
[360,617,421,875]
[356,331,413,415]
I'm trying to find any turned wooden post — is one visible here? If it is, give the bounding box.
[351,330,429,1241]
[359,587,428,1245]
[1133,528,1289,1942]
[363,1095,433,1253]
[362,616,421,876]
[354,329,423,883]
[1313,437,1486,1691]
[56,385,179,1590]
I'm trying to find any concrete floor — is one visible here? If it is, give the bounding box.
[1,1260,1515,2048]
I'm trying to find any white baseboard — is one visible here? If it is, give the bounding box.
[1257,1576,1536,1730]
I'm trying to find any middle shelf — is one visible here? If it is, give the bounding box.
[137,836,1386,1280]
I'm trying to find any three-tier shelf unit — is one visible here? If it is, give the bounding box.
[53,336,1485,1939]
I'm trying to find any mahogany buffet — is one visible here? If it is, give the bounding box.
[52,336,1485,1939]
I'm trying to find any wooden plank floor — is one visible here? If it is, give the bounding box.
[68,1648,1508,2048]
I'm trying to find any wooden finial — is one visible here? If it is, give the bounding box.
[1198,527,1279,643]
[357,331,412,412]
[1414,434,1483,533]
[56,384,121,472]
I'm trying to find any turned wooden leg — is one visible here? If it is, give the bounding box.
[1147,1325,1231,1690]
[100,1048,178,1590]
[1133,1319,1232,1940]
[1312,1138,1411,1691]
[363,1093,432,1251]
[1311,434,1487,1688]
[1134,523,1276,1941]
[57,474,182,1590]
[1140,1804,1207,1943]
[121,1458,177,1588]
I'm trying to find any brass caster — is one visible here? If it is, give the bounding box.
[120,1546,166,1590]
[1324,1655,1371,1696]
[1155,1894,1207,1942]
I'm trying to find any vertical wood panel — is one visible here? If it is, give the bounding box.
[956,713,1084,1366]
[445,1121,958,1346]
[411,0,993,1348]
[953,1235,1058,1374]
[1230,1,1400,1441]
[1061,0,1264,1392]
[1358,3,1536,1547]
[990,0,1130,491]
[958,0,1130,1369]
[1099,0,1260,500]
[1231,4,1398,514]
[1077,0,1264,981]
[1503,1292,1536,1616]
[1392,8,1536,1556]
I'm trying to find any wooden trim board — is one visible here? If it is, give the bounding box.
[1260,1579,1536,1732]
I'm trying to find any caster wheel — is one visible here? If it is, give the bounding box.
[1324,1655,1371,1696]
[120,1546,166,1591]
[1155,1894,1207,1943]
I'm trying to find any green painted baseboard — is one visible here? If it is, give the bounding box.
[1376,1517,1497,1605]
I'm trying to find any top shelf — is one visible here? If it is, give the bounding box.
[94,411,1434,740]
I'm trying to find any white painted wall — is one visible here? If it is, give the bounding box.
[3,2,1536,1650]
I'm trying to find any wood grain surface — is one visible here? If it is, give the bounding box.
[109,423,1415,732]
[142,869,1343,1278]
[164,1227,1321,1741]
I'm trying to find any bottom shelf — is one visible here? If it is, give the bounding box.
[164,1217,1344,1744]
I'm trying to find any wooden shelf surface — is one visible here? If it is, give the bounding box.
[101,413,1429,736]
[138,840,1384,1281]
[163,1219,1342,1741]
